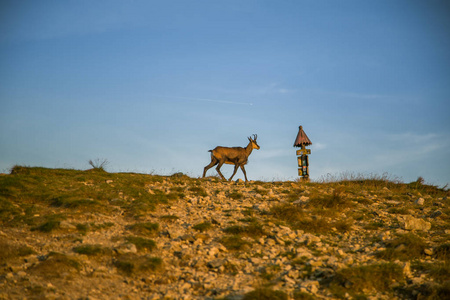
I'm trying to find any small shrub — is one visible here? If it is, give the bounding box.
[387,207,410,215]
[307,188,352,210]
[125,236,156,252]
[219,235,251,251]
[193,221,212,232]
[329,262,403,297]
[243,288,288,300]
[253,187,269,196]
[160,215,180,222]
[73,244,111,256]
[223,223,266,238]
[413,261,450,283]
[126,222,159,237]
[114,254,163,276]
[31,214,65,233]
[228,190,244,200]
[0,238,35,264]
[293,291,315,300]
[398,280,450,300]
[376,233,427,261]
[188,186,207,197]
[334,218,354,232]
[364,220,385,230]
[88,159,109,171]
[271,203,304,224]
[50,196,99,209]
[29,252,80,278]
[434,243,450,261]
[76,223,89,235]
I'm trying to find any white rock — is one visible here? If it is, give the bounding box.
[59,220,76,229]
[402,215,431,231]
[402,261,412,277]
[114,243,137,254]
[415,198,425,205]
[424,248,433,256]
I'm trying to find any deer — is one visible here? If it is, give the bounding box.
[202,134,260,182]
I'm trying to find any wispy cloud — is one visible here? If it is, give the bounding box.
[311,142,327,151]
[386,132,440,144]
[372,132,447,168]
[151,95,254,106]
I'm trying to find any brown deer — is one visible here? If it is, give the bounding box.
[203,134,260,182]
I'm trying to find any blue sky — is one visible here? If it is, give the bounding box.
[1,0,449,186]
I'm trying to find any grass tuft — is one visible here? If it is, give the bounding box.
[219,235,251,251]
[243,288,288,300]
[188,186,208,197]
[0,238,35,264]
[125,236,156,252]
[376,233,427,261]
[28,252,80,279]
[228,190,244,200]
[307,187,352,210]
[126,222,159,237]
[114,254,163,276]
[223,223,266,238]
[434,243,450,261]
[328,262,404,298]
[192,221,212,232]
[73,244,112,256]
[88,159,109,171]
[31,214,66,233]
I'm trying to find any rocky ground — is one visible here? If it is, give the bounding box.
[0,167,449,299]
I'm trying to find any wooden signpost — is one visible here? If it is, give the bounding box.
[293,126,312,181]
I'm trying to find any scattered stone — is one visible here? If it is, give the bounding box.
[2,169,448,299]
[114,243,137,254]
[402,215,431,231]
[424,248,433,256]
[402,261,412,277]
[206,259,225,269]
[59,220,76,229]
[414,198,425,205]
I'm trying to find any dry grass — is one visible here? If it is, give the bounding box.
[328,262,404,298]
[0,238,35,264]
[114,254,163,276]
[270,203,353,234]
[376,233,428,261]
[219,235,251,251]
[28,252,80,279]
[243,288,288,300]
[193,221,213,232]
[223,223,266,238]
[72,244,113,256]
[125,236,157,252]
[126,222,159,237]
[307,187,353,210]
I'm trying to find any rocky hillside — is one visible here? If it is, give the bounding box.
[0,166,449,300]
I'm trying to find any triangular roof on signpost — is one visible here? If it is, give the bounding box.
[293,126,312,148]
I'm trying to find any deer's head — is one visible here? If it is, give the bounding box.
[248,134,260,150]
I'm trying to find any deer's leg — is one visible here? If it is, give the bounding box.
[203,158,218,178]
[215,162,226,180]
[240,165,248,182]
[229,164,239,181]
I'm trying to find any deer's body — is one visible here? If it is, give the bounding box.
[203,135,259,181]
